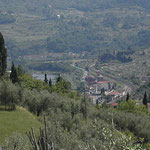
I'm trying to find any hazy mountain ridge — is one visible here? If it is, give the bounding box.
[1,0,150,12]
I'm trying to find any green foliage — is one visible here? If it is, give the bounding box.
[0,76,148,149]
[0,80,20,110]
[17,72,80,100]
[16,65,24,76]
[97,107,150,142]
[25,90,52,116]
[56,76,63,83]
[52,77,72,94]
[143,91,148,106]
[135,80,150,99]
[126,92,130,101]
[2,133,31,150]
[26,117,54,150]
[19,74,50,91]
[44,73,48,84]
[98,51,133,63]
[0,32,7,76]
[117,99,149,115]
[71,102,80,119]
[117,99,137,113]
[101,101,109,108]
[10,62,19,84]
[0,107,41,144]
[46,110,146,150]
[48,78,52,87]
[2,0,150,58]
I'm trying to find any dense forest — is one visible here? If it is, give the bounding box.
[98,50,133,63]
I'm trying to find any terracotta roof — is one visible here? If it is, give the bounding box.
[97,81,110,84]
[111,103,118,106]
[90,96,95,98]
[147,103,150,106]
[107,91,119,96]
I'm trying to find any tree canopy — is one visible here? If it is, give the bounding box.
[0,32,7,76]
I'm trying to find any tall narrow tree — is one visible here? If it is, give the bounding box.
[81,87,87,123]
[143,91,148,106]
[84,88,87,122]
[10,62,19,83]
[126,92,130,102]
[49,78,52,87]
[44,73,48,84]
[0,32,7,76]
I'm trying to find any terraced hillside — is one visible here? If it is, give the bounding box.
[1,0,150,58]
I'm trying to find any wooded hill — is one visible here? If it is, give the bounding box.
[1,0,150,58]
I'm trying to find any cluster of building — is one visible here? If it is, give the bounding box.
[85,73,150,111]
[85,72,126,105]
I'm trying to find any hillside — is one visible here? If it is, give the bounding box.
[1,3,150,149]
[0,106,41,144]
[1,0,150,59]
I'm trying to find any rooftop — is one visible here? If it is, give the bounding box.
[97,81,110,84]
[106,90,120,96]
[147,103,150,106]
[111,103,118,106]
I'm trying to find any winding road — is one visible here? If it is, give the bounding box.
[71,63,88,82]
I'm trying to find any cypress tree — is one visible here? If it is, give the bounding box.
[49,78,52,87]
[0,32,7,76]
[10,62,19,83]
[126,92,130,102]
[44,74,48,84]
[143,91,148,106]
[80,88,87,122]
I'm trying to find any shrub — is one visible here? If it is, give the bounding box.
[0,81,20,110]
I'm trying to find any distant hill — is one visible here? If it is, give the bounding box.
[1,0,150,12]
[1,0,150,57]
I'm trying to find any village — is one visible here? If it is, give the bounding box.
[84,71,129,106]
[84,71,150,111]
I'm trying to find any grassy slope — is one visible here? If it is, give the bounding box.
[0,106,41,144]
